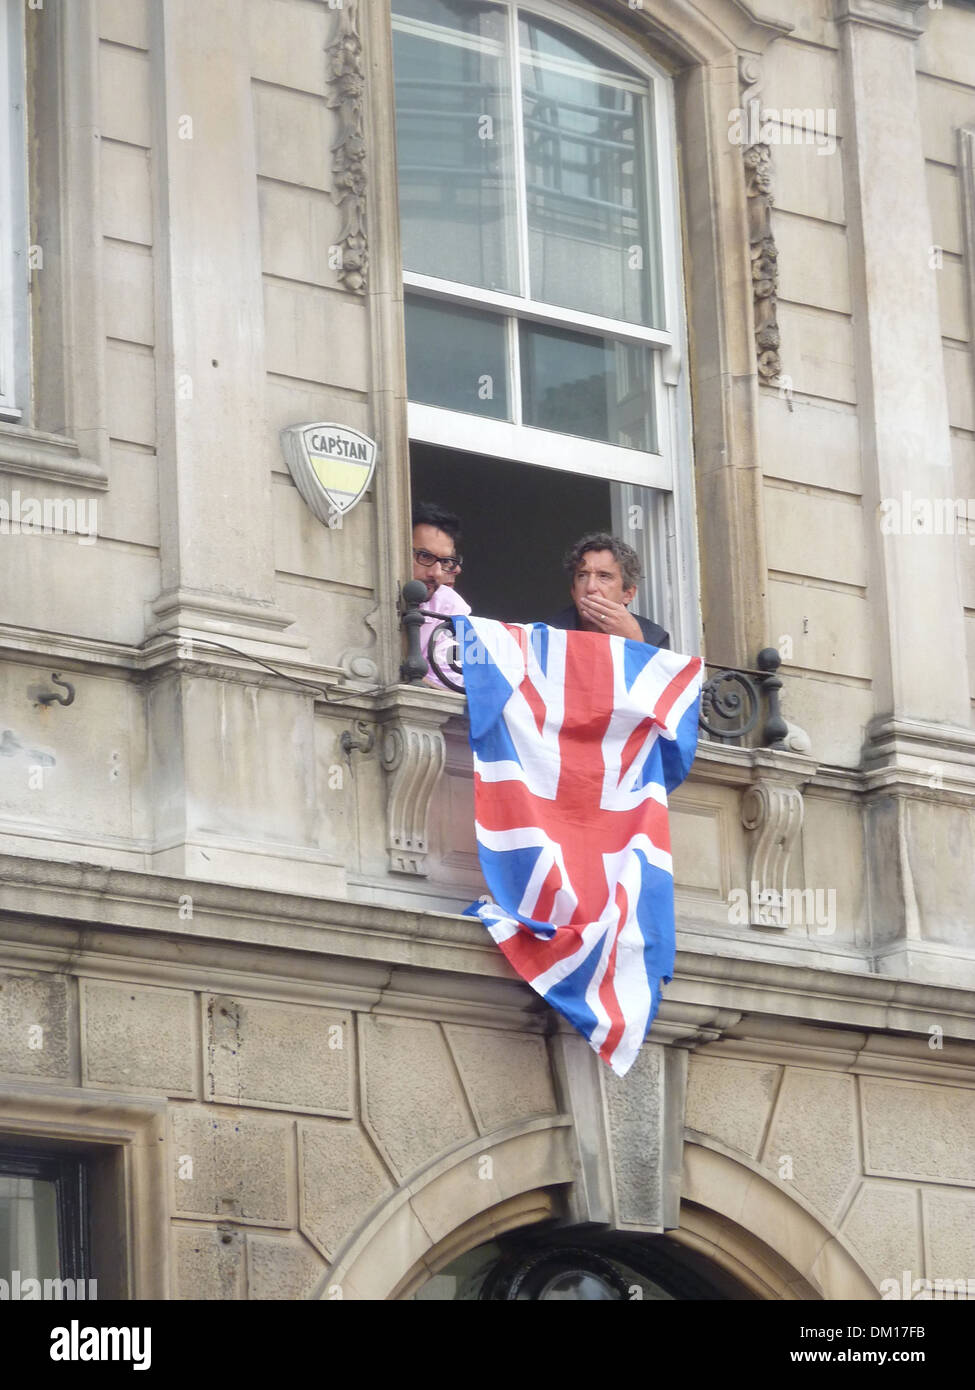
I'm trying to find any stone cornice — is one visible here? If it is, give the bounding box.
[2,853,974,1043]
[668,944,975,1041]
[835,0,930,38]
[0,424,109,490]
[589,0,793,71]
[691,1012,975,1085]
[861,714,975,797]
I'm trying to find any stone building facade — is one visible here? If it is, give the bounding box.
[0,0,974,1300]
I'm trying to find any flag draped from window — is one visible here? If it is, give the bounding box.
[456,616,703,1077]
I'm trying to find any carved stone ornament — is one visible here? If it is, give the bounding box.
[327,0,367,293]
[381,720,446,874]
[739,56,782,386]
[339,604,381,684]
[740,778,804,928]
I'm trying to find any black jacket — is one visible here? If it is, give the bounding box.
[546,605,670,650]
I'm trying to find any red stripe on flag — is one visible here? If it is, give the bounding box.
[617,716,652,788]
[533,857,563,925]
[521,675,548,737]
[653,656,702,731]
[597,883,628,1064]
[499,920,585,980]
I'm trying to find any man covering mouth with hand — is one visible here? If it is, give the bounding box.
[546,532,669,648]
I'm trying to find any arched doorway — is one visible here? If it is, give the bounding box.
[407,1226,756,1300]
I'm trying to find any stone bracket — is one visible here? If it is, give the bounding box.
[740,752,819,929]
[378,704,450,876]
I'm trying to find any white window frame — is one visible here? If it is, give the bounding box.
[0,0,28,421]
[395,0,699,650]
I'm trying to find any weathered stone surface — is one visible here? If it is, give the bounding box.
[922,1188,975,1284]
[768,580,872,682]
[903,800,975,950]
[917,9,975,99]
[101,141,152,245]
[686,1057,779,1160]
[862,1079,975,1184]
[444,1026,557,1134]
[775,302,856,404]
[769,667,875,769]
[759,392,860,495]
[945,342,975,433]
[253,84,330,190]
[669,791,732,898]
[604,1043,666,1227]
[172,1224,244,1300]
[841,1181,921,1287]
[298,1120,394,1261]
[767,127,845,224]
[359,1016,475,1180]
[246,1233,327,1300]
[82,980,196,1095]
[774,215,851,316]
[103,240,154,348]
[264,281,370,393]
[764,486,866,588]
[925,163,963,259]
[800,795,866,947]
[248,0,329,96]
[762,1068,859,1220]
[99,44,151,148]
[106,343,156,447]
[206,995,351,1116]
[170,1105,292,1226]
[761,39,843,134]
[936,260,969,344]
[99,0,150,48]
[259,181,341,289]
[0,972,71,1081]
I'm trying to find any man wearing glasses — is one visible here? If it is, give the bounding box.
[412,501,463,596]
[412,501,470,687]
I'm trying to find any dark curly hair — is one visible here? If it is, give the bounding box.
[563,533,642,591]
[412,500,462,548]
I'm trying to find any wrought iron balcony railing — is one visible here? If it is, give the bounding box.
[399,580,789,749]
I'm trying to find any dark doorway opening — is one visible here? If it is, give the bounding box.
[410,442,612,623]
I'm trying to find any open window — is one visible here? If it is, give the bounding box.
[392,0,696,646]
[0,1145,92,1294]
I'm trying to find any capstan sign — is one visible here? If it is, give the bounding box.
[280,422,378,528]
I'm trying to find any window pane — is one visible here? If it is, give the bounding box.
[520,15,661,326]
[405,296,510,419]
[0,1176,60,1280]
[520,321,655,451]
[393,0,519,292]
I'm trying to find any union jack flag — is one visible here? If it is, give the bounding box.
[456,615,703,1077]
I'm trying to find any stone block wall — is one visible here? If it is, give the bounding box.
[0,961,563,1299]
[685,1042,975,1295]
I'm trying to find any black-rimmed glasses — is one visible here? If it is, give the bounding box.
[413,547,462,574]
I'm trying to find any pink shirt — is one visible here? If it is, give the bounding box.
[420,584,471,689]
